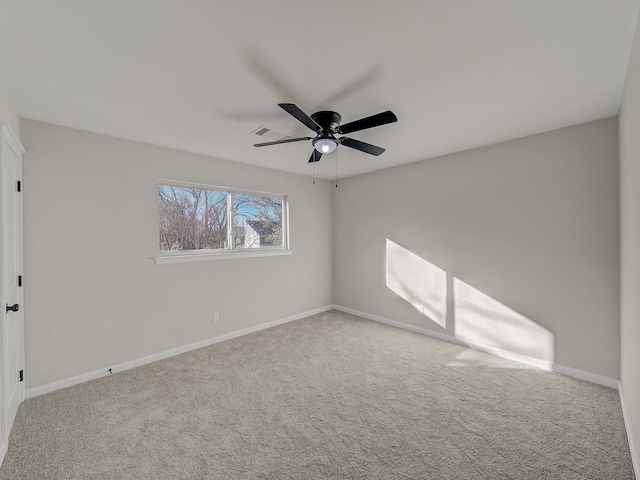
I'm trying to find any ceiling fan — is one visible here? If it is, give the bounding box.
[253,103,398,163]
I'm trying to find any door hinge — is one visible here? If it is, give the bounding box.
[18,275,22,287]
[17,180,21,192]
[19,370,23,382]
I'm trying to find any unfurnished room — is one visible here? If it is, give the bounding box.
[1,1,640,479]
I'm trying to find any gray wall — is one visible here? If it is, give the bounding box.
[619,6,640,468]
[21,119,334,388]
[0,77,19,138]
[334,117,620,378]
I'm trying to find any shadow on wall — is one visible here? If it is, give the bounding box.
[385,239,555,369]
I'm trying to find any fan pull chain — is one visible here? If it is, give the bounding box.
[335,148,338,188]
[313,161,316,185]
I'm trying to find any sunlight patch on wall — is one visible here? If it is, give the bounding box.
[385,239,447,328]
[453,278,554,364]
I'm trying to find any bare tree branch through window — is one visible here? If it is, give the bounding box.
[159,185,285,252]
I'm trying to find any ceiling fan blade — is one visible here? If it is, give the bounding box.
[308,150,322,163]
[278,103,322,132]
[254,136,313,147]
[340,137,386,156]
[337,110,397,135]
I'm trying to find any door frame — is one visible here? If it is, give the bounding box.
[0,123,25,465]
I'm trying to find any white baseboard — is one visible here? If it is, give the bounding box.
[460,339,554,371]
[333,305,618,389]
[25,303,621,394]
[26,305,334,399]
[552,364,619,389]
[619,384,640,479]
[332,305,465,346]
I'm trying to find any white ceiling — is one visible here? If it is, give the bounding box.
[1,1,639,179]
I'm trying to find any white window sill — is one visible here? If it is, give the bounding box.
[154,249,292,264]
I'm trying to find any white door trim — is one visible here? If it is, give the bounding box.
[0,122,25,467]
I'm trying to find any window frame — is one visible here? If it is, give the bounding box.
[154,180,290,264]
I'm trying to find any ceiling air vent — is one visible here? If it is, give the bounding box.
[251,126,293,142]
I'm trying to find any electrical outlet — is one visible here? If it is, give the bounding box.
[213,312,220,323]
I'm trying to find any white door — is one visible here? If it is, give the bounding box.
[0,123,25,451]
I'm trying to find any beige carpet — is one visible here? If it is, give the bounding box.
[0,310,634,479]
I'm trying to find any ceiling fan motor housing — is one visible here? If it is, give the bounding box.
[310,111,342,133]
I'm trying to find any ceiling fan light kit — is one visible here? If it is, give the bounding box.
[254,103,397,163]
[313,137,338,154]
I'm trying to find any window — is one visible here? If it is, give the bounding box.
[233,193,284,249]
[156,182,289,263]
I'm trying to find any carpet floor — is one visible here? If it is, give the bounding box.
[0,310,634,479]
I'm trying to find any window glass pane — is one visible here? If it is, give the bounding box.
[233,194,283,249]
[159,185,228,251]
